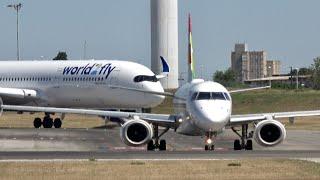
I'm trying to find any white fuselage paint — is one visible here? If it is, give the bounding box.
[0,60,165,109]
[173,80,232,136]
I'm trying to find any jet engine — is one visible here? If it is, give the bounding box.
[120,119,153,146]
[254,119,286,147]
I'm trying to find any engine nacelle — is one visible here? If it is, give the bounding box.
[120,119,153,147]
[254,119,286,147]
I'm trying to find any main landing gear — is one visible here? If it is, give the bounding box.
[232,124,253,150]
[204,132,216,151]
[33,113,62,129]
[147,125,169,151]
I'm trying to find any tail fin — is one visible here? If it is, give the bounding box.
[156,56,170,79]
[160,56,170,73]
[188,13,195,82]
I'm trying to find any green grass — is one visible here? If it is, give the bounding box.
[232,89,320,114]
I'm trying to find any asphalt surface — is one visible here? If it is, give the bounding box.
[1,151,320,160]
[0,127,319,160]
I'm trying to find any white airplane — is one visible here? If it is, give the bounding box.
[0,59,167,128]
[2,15,320,151]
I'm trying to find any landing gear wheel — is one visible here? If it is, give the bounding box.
[33,117,42,128]
[43,117,53,128]
[159,140,166,151]
[210,145,215,151]
[147,140,155,151]
[205,145,209,151]
[234,139,241,150]
[245,140,253,150]
[232,124,254,150]
[53,118,62,128]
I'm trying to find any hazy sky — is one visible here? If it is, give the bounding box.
[1,0,320,80]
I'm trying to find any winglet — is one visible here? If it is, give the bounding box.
[160,56,170,73]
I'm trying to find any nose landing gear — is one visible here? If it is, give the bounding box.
[204,132,216,151]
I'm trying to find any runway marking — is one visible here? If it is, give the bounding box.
[0,159,237,163]
[293,158,320,163]
[112,147,145,151]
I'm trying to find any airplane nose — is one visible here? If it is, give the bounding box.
[190,101,229,131]
[144,82,165,107]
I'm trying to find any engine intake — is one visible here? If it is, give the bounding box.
[254,120,286,147]
[120,119,153,146]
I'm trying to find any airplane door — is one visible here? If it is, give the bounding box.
[109,69,120,86]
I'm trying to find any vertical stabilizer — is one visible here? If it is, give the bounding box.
[188,14,195,82]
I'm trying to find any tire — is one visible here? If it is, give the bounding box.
[33,117,42,128]
[54,118,62,128]
[205,145,209,151]
[159,140,166,151]
[234,139,241,150]
[210,145,215,151]
[245,140,253,150]
[147,140,155,151]
[43,117,53,128]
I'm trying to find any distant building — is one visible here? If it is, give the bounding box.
[266,60,281,77]
[231,43,281,82]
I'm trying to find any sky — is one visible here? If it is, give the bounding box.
[1,0,320,80]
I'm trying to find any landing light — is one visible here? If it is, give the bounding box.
[206,138,212,144]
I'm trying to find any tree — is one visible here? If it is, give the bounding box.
[291,67,313,76]
[311,57,320,89]
[53,51,68,60]
[213,68,236,87]
[298,67,313,76]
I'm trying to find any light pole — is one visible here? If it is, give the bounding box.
[295,68,299,90]
[7,3,22,61]
[268,66,272,87]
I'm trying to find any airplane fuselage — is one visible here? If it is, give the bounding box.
[0,60,164,109]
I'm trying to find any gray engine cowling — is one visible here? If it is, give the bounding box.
[120,119,153,147]
[254,120,286,147]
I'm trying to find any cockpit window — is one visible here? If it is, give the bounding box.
[133,75,158,82]
[197,92,211,100]
[191,92,198,101]
[223,93,230,100]
[192,92,230,101]
[211,92,226,100]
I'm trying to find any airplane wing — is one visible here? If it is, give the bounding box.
[0,87,38,99]
[229,110,320,126]
[0,104,177,128]
[229,86,271,93]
